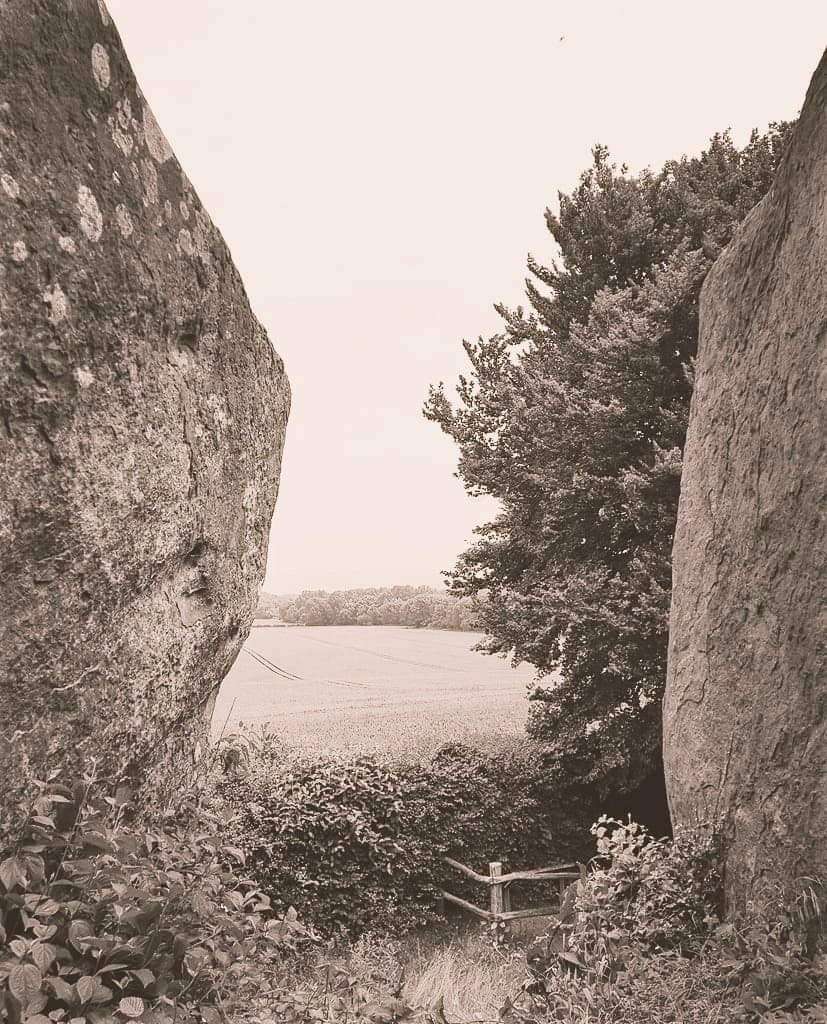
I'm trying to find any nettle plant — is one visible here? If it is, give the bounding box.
[572,815,724,958]
[0,767,310,1024]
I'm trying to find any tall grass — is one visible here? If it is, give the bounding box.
[402,930,526,1021]
[295,924,753,1024]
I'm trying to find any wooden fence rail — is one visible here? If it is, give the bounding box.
[441,857,582,928]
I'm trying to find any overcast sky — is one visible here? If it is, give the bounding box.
[107,1,826,594]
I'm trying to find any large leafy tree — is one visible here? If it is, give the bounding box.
[425,127,791,797]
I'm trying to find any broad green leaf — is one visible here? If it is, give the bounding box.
[48,977,75,1003]
[33,900,61,919]
[9,963,43,1004]
[89,984,113,1005]
[76,977,97,1004]
[118,997,145,1018]
[30,943,56,973]
[0,856,26,891]
[26,992,48,1016]
[68,921,94,950]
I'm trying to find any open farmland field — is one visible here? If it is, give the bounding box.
[212,626,546,758]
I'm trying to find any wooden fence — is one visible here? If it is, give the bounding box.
[440,856,581,926]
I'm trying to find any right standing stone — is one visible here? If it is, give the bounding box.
[663,50,827,915]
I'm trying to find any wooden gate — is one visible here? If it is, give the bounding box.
[441,856,581,926]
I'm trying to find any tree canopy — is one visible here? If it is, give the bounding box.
[424,126,792,796]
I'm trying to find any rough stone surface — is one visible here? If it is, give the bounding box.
[664,51,826,913]
[0,1,290,796]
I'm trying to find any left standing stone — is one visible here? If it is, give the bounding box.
[0,1,291,801]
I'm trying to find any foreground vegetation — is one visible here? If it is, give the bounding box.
[219,733,592,936]
[2,749,823,1024]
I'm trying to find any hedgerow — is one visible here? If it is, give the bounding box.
[222,734,593,937]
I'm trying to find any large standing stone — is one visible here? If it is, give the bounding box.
[664,52,826,913]
[0,1,290,797]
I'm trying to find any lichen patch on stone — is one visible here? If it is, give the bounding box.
[11,240,28,263]
[115,203,134,238]
[77,185,103,241]
[111,124,133,156]
[168,347,193,370]
[242,481,258,513]
[58,235,77,254]
[142,102,174,164]
[140,158,158,206]
[206,393,231,433]
[43,283,69,324]
[118,97,132,127]
[109,98,134,156]
[179,201,190,221]
[178,228,194,255]
[91,43,111,91]
[96,0,110,25]
[1,173,20,199]
[74,366,95,388]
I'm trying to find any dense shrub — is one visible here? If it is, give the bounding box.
[571,816,724,956]
[0,768,312,1024]
[417,743,590,873]
[232,753,424,937]
[514,819,826,1023]
[224,735,592,938]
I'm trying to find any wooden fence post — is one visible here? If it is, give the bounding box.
[489,861,504,919]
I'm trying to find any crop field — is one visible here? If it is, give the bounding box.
[211,625,546,758]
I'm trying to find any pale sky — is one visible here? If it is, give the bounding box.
[107,1,826,593]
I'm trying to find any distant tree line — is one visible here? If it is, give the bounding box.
[258,586,480,630]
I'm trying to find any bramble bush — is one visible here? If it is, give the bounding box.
[0,766,312,1024]
[231,751,424,937]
